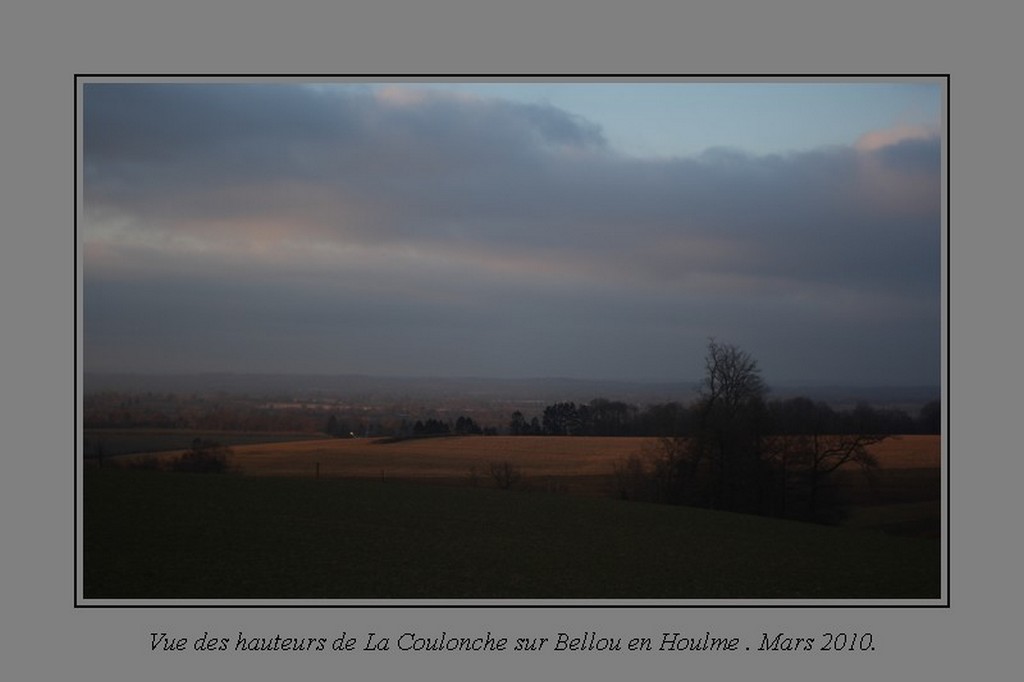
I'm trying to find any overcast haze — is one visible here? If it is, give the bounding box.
[81,80,943,386]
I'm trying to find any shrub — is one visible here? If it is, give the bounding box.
[170,439,232,474]
[489,460,528,490]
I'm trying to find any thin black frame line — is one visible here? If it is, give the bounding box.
[74,73,950,606]
[74,75,80,609]
[944,73,951,608]
[74,72,951,79]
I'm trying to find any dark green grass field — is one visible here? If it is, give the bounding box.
[83,469,940,600]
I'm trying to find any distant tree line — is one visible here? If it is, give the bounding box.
[84,389,511,439]
[509,395,940,438]
[325,413,497,438]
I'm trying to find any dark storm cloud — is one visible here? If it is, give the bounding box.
[84,84,606,222]
[82,84,941,383]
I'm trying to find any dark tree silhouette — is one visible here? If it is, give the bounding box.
[542,402,581,435]
[509,410,528,436]
[690,339,771,512]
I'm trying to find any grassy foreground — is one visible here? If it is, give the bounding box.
[84,468,939,600]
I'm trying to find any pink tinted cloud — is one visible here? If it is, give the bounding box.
[855,124,939,152]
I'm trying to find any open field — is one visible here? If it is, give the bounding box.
[83,468,940,600]
[119,433,940,479]
[858,435,942,469]
[116,434,941,514]
[104,433,941,540]
[217,436,658,480]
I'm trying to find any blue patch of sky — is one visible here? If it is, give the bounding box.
[325,80,942,158]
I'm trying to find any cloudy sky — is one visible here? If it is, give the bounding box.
[81,80,943,385]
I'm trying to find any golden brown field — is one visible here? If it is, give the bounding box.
[116,433,941,535]
[128,433,939,480]
[860,435,941,469]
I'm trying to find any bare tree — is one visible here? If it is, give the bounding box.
[489,460,527,490]
[692,339,770,512]
[699,338,767,413]
[767,432,885,520]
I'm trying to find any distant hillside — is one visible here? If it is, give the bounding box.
[766,384,941,412]
[83,372,699,404]
[83,372,938,410]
